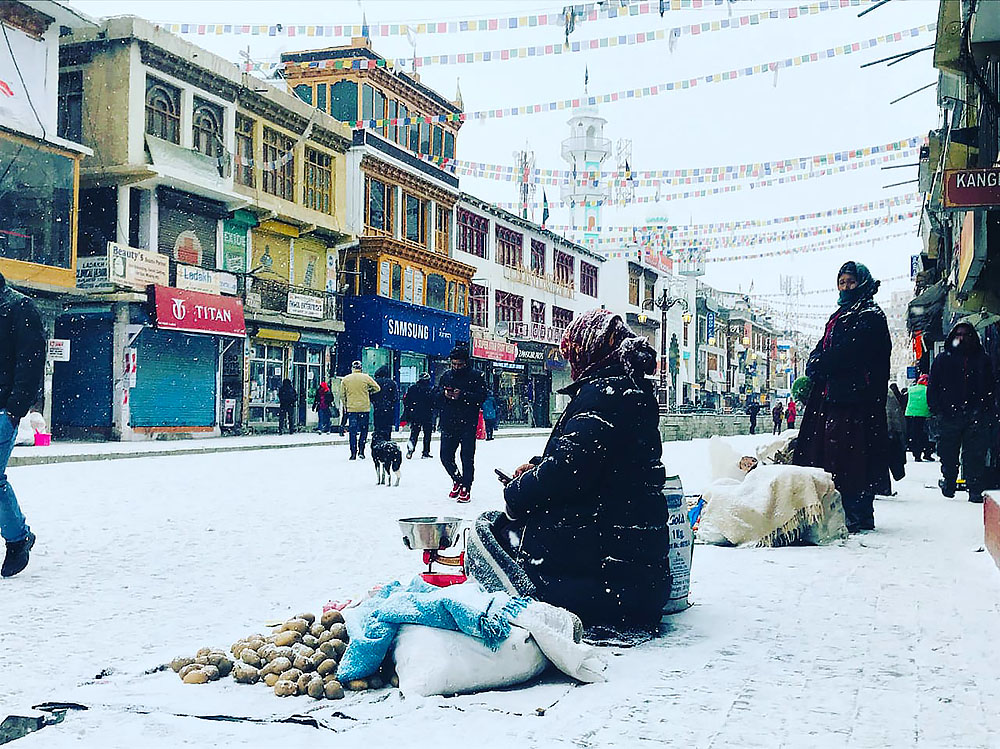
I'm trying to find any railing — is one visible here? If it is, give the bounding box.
[503,320,567,344]
[561,136,612,161]
[502,264,575,298]
[245,277,340,322]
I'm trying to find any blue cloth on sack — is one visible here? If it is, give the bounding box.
[338,578,531,680]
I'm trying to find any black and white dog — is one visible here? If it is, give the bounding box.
[371,438,402,487]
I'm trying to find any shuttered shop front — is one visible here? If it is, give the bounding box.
[157,188,226,269]
[129,330,217,427]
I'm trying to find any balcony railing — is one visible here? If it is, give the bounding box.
[502,264,575,298]
[501,320,566,345]
[561,136,612,162]
[245,277,341,322]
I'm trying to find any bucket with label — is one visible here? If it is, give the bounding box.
[662,474,694,617]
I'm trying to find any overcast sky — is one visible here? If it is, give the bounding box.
[67,0,939,320]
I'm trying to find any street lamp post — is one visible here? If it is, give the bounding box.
[639,289,689,408]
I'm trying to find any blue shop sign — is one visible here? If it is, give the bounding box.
[342,296,470,358]
[706,311,716,341]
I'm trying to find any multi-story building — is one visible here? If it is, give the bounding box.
[453,193,605,427]
[282,39,473,394]
[0,0,94,428]
[55,17,352,438]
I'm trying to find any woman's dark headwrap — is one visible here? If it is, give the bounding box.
[560,309,657,382]
[837,261,880,307]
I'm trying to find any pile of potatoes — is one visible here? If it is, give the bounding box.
[169,609,397,699]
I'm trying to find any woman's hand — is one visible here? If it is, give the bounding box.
[512,463,535,479]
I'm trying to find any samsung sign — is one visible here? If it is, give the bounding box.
[387,318,430,340]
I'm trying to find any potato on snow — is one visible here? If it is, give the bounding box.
[263,672,280,687]
[232,663,260,684]
[178,663,200,680]
[309,622,326,639]
[327,623,348,640]
[320,610,344,628]
[278,668,303,683]
[196,647,213,658]
[296,613,316,625]
[316,630,334,646]
[317,641,337,657]
[296,673,313,694]
[330,639,347,657]
[307,678,325,699]
[290,643,314,658]
[170,656,195,673]
[293,655,312,672]
[270,646,293,661]
[182,669,209,684]
[316,659,338,677]
[240,649,262,667]
[302,634,320,648]
[345,679,369,691]
[271,631,300,647]
[324,680,345,699]
[281,618,309,635]
[273,680,297,697]
[261,656,292,676]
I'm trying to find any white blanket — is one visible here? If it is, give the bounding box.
[698,464,847,547]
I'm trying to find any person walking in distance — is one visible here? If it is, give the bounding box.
[928,322,995,504]
[277,379,297,435]
[747,400,760,434]
[402,372,434,459]
[437,343,487,503]
[0,271,44,577]
[341,361,380,460]
[371,365,399,441]
[905,374,933,461]
[482,391,498,440]
[785,399,797,430]
[313,381,334,434]
[771,401,784,434]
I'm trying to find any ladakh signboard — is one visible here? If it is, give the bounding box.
[76,255,113,291]
[943,168,1000,208]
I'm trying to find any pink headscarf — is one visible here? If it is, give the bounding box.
[560,309,656,382]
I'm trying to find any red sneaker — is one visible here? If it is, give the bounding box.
[448,481,462,499]
[457,485,471,503]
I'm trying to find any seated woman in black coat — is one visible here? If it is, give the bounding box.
[498,309,671,635]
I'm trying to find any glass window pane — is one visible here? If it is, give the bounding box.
[362,84,374,120]
[316,83,327,112]
[330,80,358,121]
[294,85,313,105]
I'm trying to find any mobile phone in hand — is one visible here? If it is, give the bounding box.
[495,468,512,485]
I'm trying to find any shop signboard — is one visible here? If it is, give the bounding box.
[506,321,565,344]
[47,339,70,361]
[151,285,246,337]
[342,296,469,358]
[944,168,1000,208]
[706,311,716,341]
[218,272,238,296]
[177,263,221,295]
[108,242,169,290]
[910,254,921,280]
[473,337,517,363]
[287,292,325,319]
[76,255,113,291]
[221,220,248,273]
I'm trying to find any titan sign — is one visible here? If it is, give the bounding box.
[151,285,246,337]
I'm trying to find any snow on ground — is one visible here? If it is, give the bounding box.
[2,434,999,748]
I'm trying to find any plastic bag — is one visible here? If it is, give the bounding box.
[708,436,746,482]
[392,623,547,697]
[15,412,46,446]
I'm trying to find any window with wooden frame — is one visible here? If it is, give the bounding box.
[57,70,83,143]
[392,263,403,300]
[470,283,488,328]
[145,76,180,143]
[457,283,467,315]
[628,262,641,306]
[387,100,397,143]
[495,290,523,322]
[530,239,546,275]
[552,306,574,329]
[305,148,333,214]
[553,249,575,289]
[435,205,451,253]
[531,300,545,325]
[580,261,599,297]
[235,113,254,187]
[447,280,456,312]
[192,98,223,158]
[456,208,488,258]
[366,177,394,235]
[496,226,523,269]
[444,131,456,160]
[262,127,295,201]
[432,126,443,158]
[404,193,427,246]
[643,270,657,306]
[397,103,409,148]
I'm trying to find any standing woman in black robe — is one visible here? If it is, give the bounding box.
[794,262,892,533]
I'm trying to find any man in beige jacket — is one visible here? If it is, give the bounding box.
[341,360,380,460]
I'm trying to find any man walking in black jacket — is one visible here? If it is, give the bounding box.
[402,372,434,459]
[928,322,996,504]
[436,343,487,503]
[277,379,297,435]
[0,272,44,577]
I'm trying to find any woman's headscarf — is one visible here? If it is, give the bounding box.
[837,261,880,307]
[560,309,657,381]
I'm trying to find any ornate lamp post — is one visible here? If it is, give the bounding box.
[639,289,689,407]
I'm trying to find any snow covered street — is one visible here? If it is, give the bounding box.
[3,434,999,748]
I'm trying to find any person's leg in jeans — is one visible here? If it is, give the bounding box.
[357,412,369,457]
[935,415,963,495]
[422,421,432,456]
[439,431,461,483]
[408,423,421,457]
[459,427,477,489]
[318,408,330,434]
[484,419,495,440]
[0,414,29,544]
[962,414,991,502]
[347,412,359,457]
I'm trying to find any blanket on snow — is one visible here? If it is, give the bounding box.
[338,578,529,681]
[698,464,847,547]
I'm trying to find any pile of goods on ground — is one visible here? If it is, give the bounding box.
[168,609,397,699]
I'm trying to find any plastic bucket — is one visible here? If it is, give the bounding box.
[34,433,51,446]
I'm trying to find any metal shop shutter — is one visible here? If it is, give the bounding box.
[51,313,113,429]
[129,330,217,427]
[158,205,218,268]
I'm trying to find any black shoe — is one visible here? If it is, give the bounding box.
[421,454,432,459]
[969,494,985,504]
[939,479,956,499]
[406,445,415,459]
[359,452,365,459]
[2,531,36,578]
[349,454,357,461]
[913,455,923,462]
[923,453,935,461]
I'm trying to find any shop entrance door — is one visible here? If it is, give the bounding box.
[220,339,244,433]
[293,346,322,428]
[530,372,552,428]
